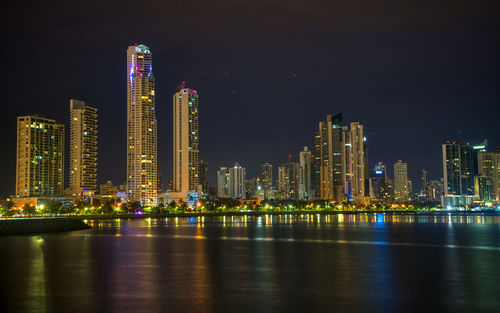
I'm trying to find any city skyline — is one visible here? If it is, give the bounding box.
[2,1,499,195]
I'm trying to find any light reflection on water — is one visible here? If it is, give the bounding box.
[2,213,500,313]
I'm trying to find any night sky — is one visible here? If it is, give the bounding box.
[1,0,499,195]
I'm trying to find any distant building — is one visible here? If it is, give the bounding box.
[299,146,312,200]
[478,149,500,202]
[126,44,157,206]
[342,122,365,202]
[474,175,492,203]
[173,81,201,199]
[217,167,230,198]
[261,163,273,200]
[314,113,343,201]
[442,142,477,196]
[278,155,300,200]
[69,99,97,195]
[199,159,209,194]
[229,163,246,199]
[245,177,258,199]
[369,163,392,203]
[394,160,409,202]
[100,181,118,196]
[16,115,65,197]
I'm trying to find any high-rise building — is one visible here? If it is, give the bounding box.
[261,163,273,200]
[474,175,492,203]
[245,177,259,199]
[478,149,500,202]
[217,167,230,198]
[350,122,365,202]
[314,113,343,201]
[16,115,65,197]
[278,155,300,200]
[229,163,246,199]
[369,163,392,203]
[299,146,312,200]
[442,142,476,196]
[199,159,209,195]
[69,99,97,195]
[126,44,158,206]
[394,160,409,202]
[173,81,200,199]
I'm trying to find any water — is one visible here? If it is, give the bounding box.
[1,213,500,313]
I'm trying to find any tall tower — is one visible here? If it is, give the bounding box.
[261,163,273,200]
[314,113,343,201]
[229,163,246,199]
[278,155,300,200]
[442,142,475,196]
[198,159,209,195]
[394,160,409,202]
[69,99,97,195]
[478,150,500,202]
[173,81,200,198]
[127,44,157,206]
[350,122,365,202]
[299,147,312,200]
[16,115,64,197]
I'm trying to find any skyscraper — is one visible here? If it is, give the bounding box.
[261,163,273,200]
[314,113,343,201]
[217,167,230,198]
[16,115,64,197]
[127,44,158,206]
[478,149,500,202]
[69,99,97,195]
[394,160,409,202]
[350,122,365,202]
[173,81,200,200]
[278,155,300,200]
[299,146,312,200]
[442,142,475,196]
[198,159,209,195]
[229,163,246,199]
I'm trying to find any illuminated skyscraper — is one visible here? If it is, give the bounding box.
[261,163,273,200]
[69,99,97,195]
[442,142,475,196]
[278,155,300,200]
[299,146,312,200]
[394,160,409,202]
[127,44,157,205]
[229,163,246,199]
[217,167,230,198]
[314,113,343,201]
[16,115,64,197]
[478,150,500,202]
[342,122,365,202]
[173,81,200,199]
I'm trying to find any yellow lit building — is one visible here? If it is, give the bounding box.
[16,115,65,197]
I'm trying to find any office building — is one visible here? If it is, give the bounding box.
[69,99,97,195]
[173,81,200,199]
[229,163,246,199]
[261,163,273,200]
[217,167,230,198]
[442,142,476,196]
[394,160,409,202]
[16,115,64,197]
[478,150,500,202]
[278,155,300,200]
[126,44,158,205]
[314,113,343,201]
[299,146,312,200]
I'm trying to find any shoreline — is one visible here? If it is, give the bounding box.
[0,217,91,235]
[50,210,500,220]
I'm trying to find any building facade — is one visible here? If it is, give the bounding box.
[394,160,409,202]
[173,81,200,199]
[217,167,230,198]
[16,115,65,197]
[299,146,312,200]
[478,150,500,202]
[69,99,97,195]
[261,163,273,200]
[126,44,158,205]
[314,113,343,201]
[442,142,475,196]
[229,163,246,199]
[278,155,300,200]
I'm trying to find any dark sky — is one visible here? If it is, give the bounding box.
[1,0,499,195]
